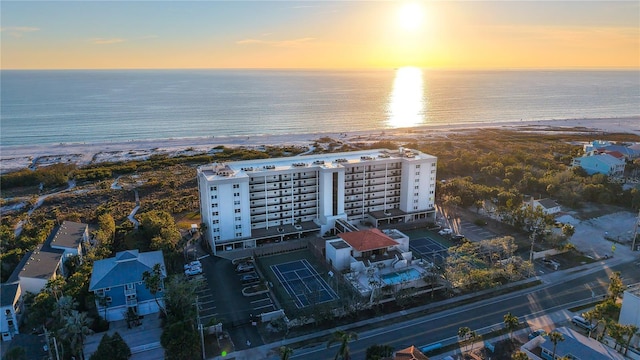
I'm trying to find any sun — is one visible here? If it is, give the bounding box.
[398,2,424,31]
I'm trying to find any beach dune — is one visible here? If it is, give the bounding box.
[1,117,638,174]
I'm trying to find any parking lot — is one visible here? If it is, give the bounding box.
[451,219,496,242]
[191,273,218,325]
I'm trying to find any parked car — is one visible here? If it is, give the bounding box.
[236,262,255,273]
[241,272,260,284]
[184,260,202,270]
[438,228,453,236]
[528,329,547,340]
[452,234,465,241]
[185,265,203,276]
[571,315,596,331]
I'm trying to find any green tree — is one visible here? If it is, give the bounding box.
[2,346,26,360]
[561,224,575,238]
[503,312,519,340]
[326,330,358,360]
[60,310,93,360]
[160,320,200,360]
[623,325,639,355]
[549,331,565,359]
[279,346,293,360]
[608,322,626,351]
[90,332,131,360]
[511,351,528,360]
[608,271,625,301]
[142,263,167,317]
[365,344,394,360]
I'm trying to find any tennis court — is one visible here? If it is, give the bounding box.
[271,259,338,308]
[410,237,449,265]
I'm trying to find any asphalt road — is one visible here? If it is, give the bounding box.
[292,260,640,359]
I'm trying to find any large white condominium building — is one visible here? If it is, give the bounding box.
[197,148,437,254]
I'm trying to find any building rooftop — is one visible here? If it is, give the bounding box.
[328,239,351,250]
[394,345,430,360]
[47,221,87,250]
[198,148,436,181]
[89,250,166,291]
[19,245,63,280]
[535,198,560,210]
[1,283,20,307]
[338,228,398,252]
[539,327,625,360]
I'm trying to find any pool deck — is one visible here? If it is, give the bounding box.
[344,259,434,297]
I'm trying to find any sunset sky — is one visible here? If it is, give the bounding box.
[2,1,638,70]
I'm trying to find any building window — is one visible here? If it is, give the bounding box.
[414,206,418,210]
[234,192,240,197]
[212,220,219,224]
[213,236,220,241]
[234,200,240,205]
[211,195,217,200]
[233,184,239,189]
[414,193,419,196]
[431,170,436,174]
[414,186,419,189]
[235,225,242,229]
[415,179,419,183]
[415,172,420,175]
[212,211,219,216]
[213,228,219,233]
[235,216,241,221]
[431,163,436,167]
[235,232,242,237]
[211,203,218,208]
[415,164,420,168]
[235,209,241,213]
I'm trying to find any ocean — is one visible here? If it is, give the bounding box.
[1,69,638,147]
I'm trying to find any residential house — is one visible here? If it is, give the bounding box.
[9,244,64,295]
[619,282,640,350]
[89,250,166,321]
[531,199,561,216]
[584,140,640,159]
[572,153,625,177]
[1,283,22,342]
[47,221,88,262]
[6,221,89,295]
[520,326,625,360]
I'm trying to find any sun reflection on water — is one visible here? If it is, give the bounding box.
[387,67,425,128]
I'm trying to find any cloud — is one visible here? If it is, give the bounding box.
[1,26,40,38]
[91,38,126,45]
[236,37,316,47]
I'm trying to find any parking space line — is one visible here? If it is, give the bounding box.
[250,298,270,304]
[255,304,275,310]
[200,299,215,306]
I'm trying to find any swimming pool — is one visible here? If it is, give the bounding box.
[379,267,422,285]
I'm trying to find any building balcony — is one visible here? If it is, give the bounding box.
[125,287,136,297]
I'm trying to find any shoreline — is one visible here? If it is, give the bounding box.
[1,117,639,174]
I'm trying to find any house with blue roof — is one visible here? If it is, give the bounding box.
[584,140,640,159]
[89,250,166,322]
[524,326,625,360]
[572,152,625,177]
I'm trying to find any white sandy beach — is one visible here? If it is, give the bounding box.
[1,117,639,174]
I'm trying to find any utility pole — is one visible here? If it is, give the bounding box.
[195,296,205,360]
[44,327,53,360]
[632,209,639,252]
[53,336,61,360]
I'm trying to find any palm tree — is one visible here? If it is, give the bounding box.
[142,263,166,317]
[458,326,471,352]
[623,325,639,355]
[503,312,519,340]
[60,310,93,360]
[326,330,358,360]
[279,346,293,360]
[549,331,565,359]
